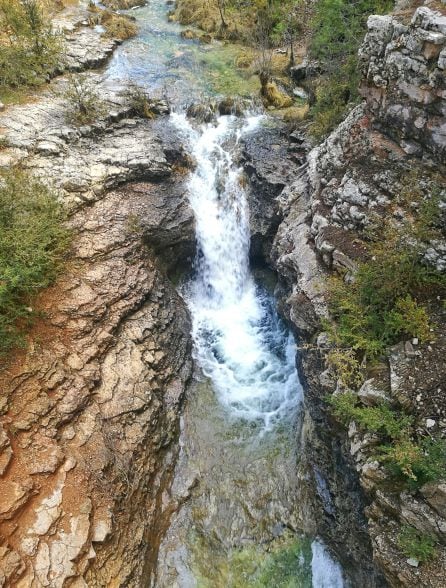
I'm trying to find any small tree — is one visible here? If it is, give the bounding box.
[0,0,61,90]
[216,0,227,29]
[62,74,106,125]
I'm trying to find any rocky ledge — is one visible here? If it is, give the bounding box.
[0,8,197,587]
[270,5,445,587]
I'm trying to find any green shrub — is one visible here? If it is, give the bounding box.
[329,392,445,488]
[379,437,446,487]
[398,526,437,563]
[309,0,393,138]
[326,348,363,389]
[326,227,445,358]
[310,71,356,140]
[123,83,157,119]
[0,170,69,356]
[328,393,412,439]
[0,0,61,92]
[62,74,106,125]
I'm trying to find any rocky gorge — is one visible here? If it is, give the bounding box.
[269,5,446,587]
[0,0,444,587]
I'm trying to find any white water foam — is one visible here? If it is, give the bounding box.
[171,112,345,585]
[311,540,345,588]
[171,112,301,429]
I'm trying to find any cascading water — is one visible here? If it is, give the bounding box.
[103,2,349,583]
[155,111,345,587]
[172,112,300,430]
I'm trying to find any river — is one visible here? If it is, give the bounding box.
[105,2,346,586]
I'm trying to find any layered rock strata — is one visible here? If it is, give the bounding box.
[0,8,195,586]
[271,5,446,587]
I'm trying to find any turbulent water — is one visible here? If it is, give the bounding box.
[152,112,346,587]
[173,112,299,430]
[104,1,346,585]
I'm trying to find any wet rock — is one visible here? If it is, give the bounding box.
[218,97,245,116]
[186,102,216,123]
[242,124,303,262]
[289,59,321,83]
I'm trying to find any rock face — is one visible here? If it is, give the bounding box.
[359,7,445,162]
[0,78,171,211]
[242,123,309,262]
[269,5,446,587]
[0,8,196,586]
[0,179,194,587]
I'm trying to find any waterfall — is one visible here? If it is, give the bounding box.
[171,112,301,430]
[169,111,345,587]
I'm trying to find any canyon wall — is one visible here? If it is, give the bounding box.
[271,5,445,586]
[0,9,195,586]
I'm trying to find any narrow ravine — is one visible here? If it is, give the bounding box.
[153,114,345,586]
[104,1,347,585]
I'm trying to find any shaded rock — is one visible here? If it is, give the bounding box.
[289,59,321,83]
[242,124,305,262]
[421,483,446,518]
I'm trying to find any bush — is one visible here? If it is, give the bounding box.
[309,0,392,137]
[123,83,157,119]
[379,437,446,487]
[326,228,445,358]
[0,170,69,356]
[0,0,61,92]
[309,71,356,140]
[398,526,437,563]
[329,393,446,488]
[328,393,412,439]
[326,348,363,389]
[62,74,106,125]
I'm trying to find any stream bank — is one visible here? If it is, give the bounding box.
[0,1,444,586]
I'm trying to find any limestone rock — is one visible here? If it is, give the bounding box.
[358,379,390,406]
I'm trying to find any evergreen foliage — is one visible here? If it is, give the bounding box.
[0,0,61,92]
[309,0,393,137]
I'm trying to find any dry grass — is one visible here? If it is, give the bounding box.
[101,12,138,40]
[261,80,293,108]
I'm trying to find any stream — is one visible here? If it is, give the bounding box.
[105,2,346,585]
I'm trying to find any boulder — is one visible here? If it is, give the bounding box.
[358,379,391,406]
